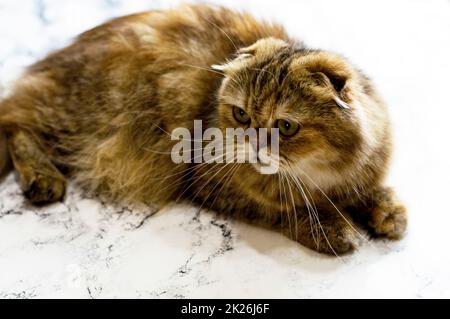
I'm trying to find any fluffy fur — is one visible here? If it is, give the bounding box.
[0,4,406,255]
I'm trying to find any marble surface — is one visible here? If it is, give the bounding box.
[1,0,450,298]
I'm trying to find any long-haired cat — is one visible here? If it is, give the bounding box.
[0,4,406,255]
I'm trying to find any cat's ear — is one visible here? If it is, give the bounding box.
[211,38,288,74]
[210,44,257,74]
[239,37,288,58]
[293,52,354,109]
[211,63,228,73]
[211,52,252,74]
[297,52,352,95]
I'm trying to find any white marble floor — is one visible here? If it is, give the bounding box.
[0,0,449,298]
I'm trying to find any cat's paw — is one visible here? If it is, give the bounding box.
[297,221,361,256]
[23,172,66,205]
[369,203,407,240]
[317,224,360,255]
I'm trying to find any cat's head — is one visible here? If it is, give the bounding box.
[212,38,388,191]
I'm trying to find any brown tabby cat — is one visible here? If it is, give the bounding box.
[0,4,406,255]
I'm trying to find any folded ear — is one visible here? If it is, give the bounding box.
[297,52,353,96]
[238,37,288,57]
[211,37,288,74]
[211,63,230,73]
[211,53,251,74]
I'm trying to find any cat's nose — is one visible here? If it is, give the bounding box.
[248,127,269,151]
[256,152,269,165]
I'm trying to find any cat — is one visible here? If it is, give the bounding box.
[0,4,406,255]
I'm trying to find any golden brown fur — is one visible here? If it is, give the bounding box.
[0,4,406,255]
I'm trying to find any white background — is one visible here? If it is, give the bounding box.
[0,0,449,298]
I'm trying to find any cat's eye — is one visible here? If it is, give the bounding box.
[276,119,300,137]
[233,106,251,125]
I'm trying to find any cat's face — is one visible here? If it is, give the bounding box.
[214,38,364,184]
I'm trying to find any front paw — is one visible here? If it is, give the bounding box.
[316,223,360,255]
[294,219,361,256]
[22,172,66,205]
[369,203,407,239]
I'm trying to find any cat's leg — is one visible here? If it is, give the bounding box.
[206,192,360,255]
[348,186,407,239]
[6,127,66,204]
[281,205,361,255]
